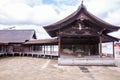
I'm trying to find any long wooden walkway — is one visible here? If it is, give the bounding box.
[0,51,58,59]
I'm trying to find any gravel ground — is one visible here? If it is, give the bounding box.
[0,57,120,80]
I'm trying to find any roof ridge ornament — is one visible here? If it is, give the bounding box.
[81,0,84,6]
[80,0,86,9]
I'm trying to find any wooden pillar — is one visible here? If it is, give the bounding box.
[99,36,102,58]
[31,45,33,52]
[30,45,31,52]
[41,45,43,53]
[5,46,7,53]
[52,45,54,54]
[45,45,49,53]
[44,45,45,55]
[58,36,61,57]
[50,45,52,54]
[48,46,49,53]
[52,45,53,54]
[113,42,115,58]
[1,46,3,52]
[88,44,90,56]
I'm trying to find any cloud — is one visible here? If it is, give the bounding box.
[0,0,58,25]
[104,9,120,25]
[0,3,31,24]
[0,0,30,24]
[26,0,43,7]
[31,5,58,25]
[55,4,78,21]
[52,0,79,6]
[85,0,120,16]
[109,30,120,39]
[0,0,84,25]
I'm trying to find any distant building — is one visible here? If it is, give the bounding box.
[0,30,58,57]
[0,30,41,55]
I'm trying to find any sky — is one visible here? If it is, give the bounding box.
[0,0,120,39]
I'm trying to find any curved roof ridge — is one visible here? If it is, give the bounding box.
[82,7,120,31]
[44,5,86,27]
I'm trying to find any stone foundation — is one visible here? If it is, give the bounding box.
[58,58,115,66]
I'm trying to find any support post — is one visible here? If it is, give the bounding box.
[52,45,54,54]
[58,36,61,57]
[50,45,52,54]
[99,36,102,58]
[113,42,115,58]
[46,45,48,53]
[44,45,45,56]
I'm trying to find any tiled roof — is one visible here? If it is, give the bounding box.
[0,30,36,43]
[24,39,58,45]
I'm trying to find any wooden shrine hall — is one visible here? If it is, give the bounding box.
[44,3,120,65]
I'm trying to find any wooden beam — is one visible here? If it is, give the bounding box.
[99,36,102,58]
[113,42,115,58]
